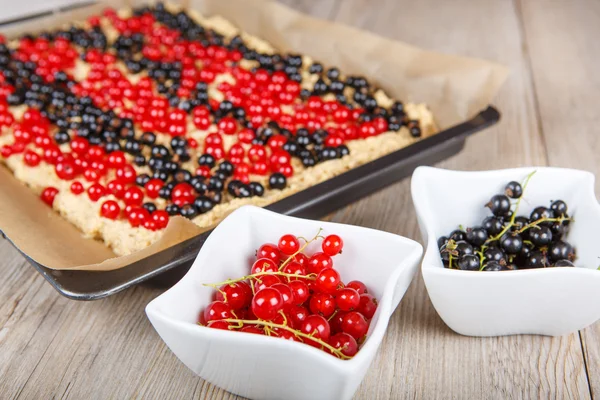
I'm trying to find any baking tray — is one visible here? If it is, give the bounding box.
[1,106,500,300]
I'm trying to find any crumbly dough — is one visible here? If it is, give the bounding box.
[0,6,436,257]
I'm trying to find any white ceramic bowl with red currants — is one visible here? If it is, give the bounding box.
[412,166,600,337]
[146,205,423,400]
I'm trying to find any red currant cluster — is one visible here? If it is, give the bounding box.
[199,231,378,359]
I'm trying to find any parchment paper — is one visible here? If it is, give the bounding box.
[0,0,508,271]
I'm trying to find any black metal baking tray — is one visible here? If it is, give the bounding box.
[4,106,500,300]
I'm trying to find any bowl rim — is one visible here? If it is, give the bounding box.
[411,165,600,278]
[146,205,424,373]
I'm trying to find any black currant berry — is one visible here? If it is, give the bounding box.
[165,204,181,216]
[449,230,466,242]
[528,226,553,246]
[529,206,554,224]
[437,236,448,249]
[458,255,480,271]
[249,182,264,197]
[553,259,575,268]
[269,173,286,190]
[180,204,198,219]
[194,196,214,214]
[482,261,507,271]
[504,181,523,199]
[548,240,575,262]
[500,232,523,254]
[482,216,504,235]
[484,247,506,263]
[523,250,548,269]
[466,227,488,246]
[455,241,474,257]
[486,194,511,217]
[550,200,568,216]
[198,153,216,168]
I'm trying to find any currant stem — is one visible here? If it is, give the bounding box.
[485,170,537,244]
[279,228,324,271]
[516,216,572,234]
[203,271,317,288]
[222,318,352,360]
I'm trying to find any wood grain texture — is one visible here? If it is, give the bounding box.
[517,0,600,398]
[0,0,595,399]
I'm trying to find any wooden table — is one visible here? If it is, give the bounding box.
[1,0,598,398]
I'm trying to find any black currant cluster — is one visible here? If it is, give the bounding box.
[438,178,575,271]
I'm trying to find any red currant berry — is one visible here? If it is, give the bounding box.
[207,320,231,330]
[70,181,84,195]
[87,145,105,161]
[336,288,360,311]
[107,151,127,168]
[106,179,126,199]
[87,183,106,202]
[281,261,305,279]
[329,333,358,357]
[251,287,283,321]
[273,329,298,341]
[241,325,263,335]
[288,305,308,329]
[271,283,294,311]
[315,268,341,294]
[204,301,234,322]
[251,258,278,274]
[100,200,121,220]
[309,292,336,318]
[204,132,223,147]
[322,234,343,256]
[341,311,369,340]
[346,280,368,295]
[217,116,237,135]
[23,150,41,166]
[278,234,300,255]
[257,243,281,263]
[216,281,252,310]
[300,314,331,342]
[238,128,255,143]
[152,210,170,229]
[330,311,347,334]
[171,182,195,205]
[55,160,77,180]
[115,164,136,184]
[144,178,164,198]
[292,252,308,266]
[289,280,310,305]
[123,186,144,206]
[70,137,89,155]
[143,219,158,231]
[307,252,333,274]
[40,187,59,206]
[253,274,281,291]
[358,293,378,319]
[128,207,150,228]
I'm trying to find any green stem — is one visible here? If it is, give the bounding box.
[516,216,573,234]
[203,271,317,288]
[222,318,352,360]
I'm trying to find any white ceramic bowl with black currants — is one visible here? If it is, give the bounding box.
[412,166,600,337]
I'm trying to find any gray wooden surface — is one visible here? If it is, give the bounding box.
[1,0,598,398]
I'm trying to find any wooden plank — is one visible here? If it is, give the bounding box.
[330,0,589,399]
[517,0,600,398]
[0,0,591,399]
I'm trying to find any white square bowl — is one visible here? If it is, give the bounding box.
[411,166,600,337]
[145,205,423,400]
